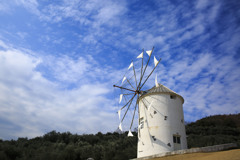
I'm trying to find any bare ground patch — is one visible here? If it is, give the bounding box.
[151,149,240,160]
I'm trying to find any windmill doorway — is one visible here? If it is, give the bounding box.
[173,135,181,150]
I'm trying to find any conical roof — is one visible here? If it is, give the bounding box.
[140,84,184,104]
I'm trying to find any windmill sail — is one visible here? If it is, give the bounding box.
[118,109,121,120]
[146,50,152,56]
[128,62,133,70]
[119,94,123,104]
[154,56,158,67]
[137,52,143,58]
[128,130,134,137]
[122,76,126,84]
[119,123,122,131]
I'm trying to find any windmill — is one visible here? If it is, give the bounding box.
[113,47,187,158]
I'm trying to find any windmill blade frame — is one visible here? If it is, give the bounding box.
[113,46,161,134]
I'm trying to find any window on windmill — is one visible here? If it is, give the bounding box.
[140,122,144,129]
[170,95,176,99]
[173,136,176,143]
[164,116,167,120]
[152,136,156,141]
[173,135,181,144]
[139,117,144,129]
[154,110,157,114]
[177,137,181,144]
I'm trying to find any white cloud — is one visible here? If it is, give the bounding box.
[208,2,221,23]
[178,24,205,42]
[43,55,90,83]
[38,0,127,27]
[0,42,119,139]
[93,2,127,27]
[0,2,10,13]
[17,0,39,13]
[157,51,240,121]
[3,0,41,15]
[0,40,10,49]
[16,32,28,39]
[195,0,209,10]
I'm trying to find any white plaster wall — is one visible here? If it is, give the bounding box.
[137,93,187,158]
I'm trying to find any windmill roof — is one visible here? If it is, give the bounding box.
[140,84,184,104]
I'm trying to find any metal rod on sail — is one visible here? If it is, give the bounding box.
[140,49,144,83]
[122,93,135,96]
[113,85,135,92]
[137,47,154,90]
[122,74,136,88]
[132,62,138,88]
[137,94,141,139]
[120,93,136,110]
[139,58,161,90]
[130,95,138,129]
[127,78,136,90]
[121,94,136,122]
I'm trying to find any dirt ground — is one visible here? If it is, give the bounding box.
[151,149,240,160]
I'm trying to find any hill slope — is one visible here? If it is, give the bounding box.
[186,113,240,148]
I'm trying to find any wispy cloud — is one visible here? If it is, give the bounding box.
[38,0,127,27]
[0,42,120,139]
[158,51,240,121]
[0,2,10,13]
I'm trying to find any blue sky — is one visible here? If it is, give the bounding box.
[0,0,240,140]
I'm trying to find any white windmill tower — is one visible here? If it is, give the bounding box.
[113,47,187,158]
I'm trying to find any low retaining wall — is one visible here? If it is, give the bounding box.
[131,143,237,160]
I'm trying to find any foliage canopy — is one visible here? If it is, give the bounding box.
[0,113,239,160]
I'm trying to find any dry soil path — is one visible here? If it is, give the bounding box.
[151,149,240,160]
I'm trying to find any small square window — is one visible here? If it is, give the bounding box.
[177,137,181,144]
[173,136,176,143]
[139,117,144,129]
[152,136,156,141]
[140,121,144,129]
[170,95,176,99]
[173,135,181,144]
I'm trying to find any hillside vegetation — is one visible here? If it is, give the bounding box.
[0,113,239,160]
[0,131,137,160]
[186,113,240,148]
